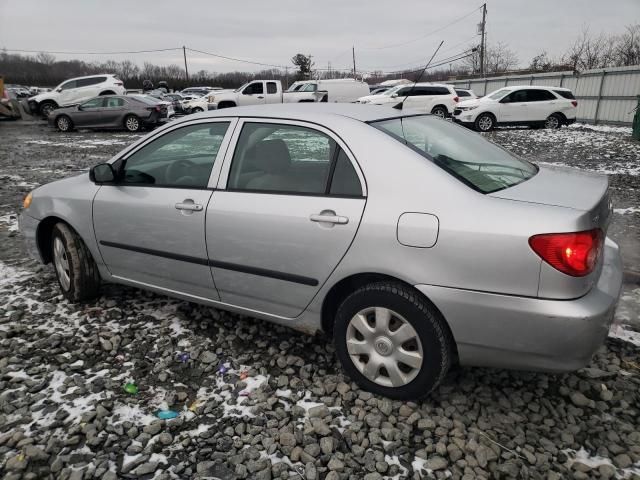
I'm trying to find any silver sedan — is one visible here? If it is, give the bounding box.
[20,104,623,399]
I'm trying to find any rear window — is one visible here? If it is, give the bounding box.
[371,115,537,194]
[455,89,471,97]
[554,90,575,100]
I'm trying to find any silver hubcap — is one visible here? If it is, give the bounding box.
[57,117,68,130]
[53,237,71,291]
[346,307,423,388]
[478,116,493,131]
[433,108,446,118]
[545,116,559,128]
[126,117,139,131]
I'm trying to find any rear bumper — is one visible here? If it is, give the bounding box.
[416,238,623,372]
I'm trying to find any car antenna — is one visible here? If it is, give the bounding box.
[393,40,444,110]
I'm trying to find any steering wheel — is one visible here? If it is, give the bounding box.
[166,159,197,184]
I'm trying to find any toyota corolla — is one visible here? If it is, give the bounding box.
[20,104,622,399]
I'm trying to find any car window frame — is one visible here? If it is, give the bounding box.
[80,97,106,109]
[217,117,367,198]
[110,118,239,190]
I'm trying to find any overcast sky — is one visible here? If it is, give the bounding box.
[1,0,638,75]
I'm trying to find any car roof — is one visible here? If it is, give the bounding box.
[188,103,410,123]
[66,74,115,81]
[499,85,572,91]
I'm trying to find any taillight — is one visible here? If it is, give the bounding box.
[529,229,603,277]
[115,82,123,86]
[571,100,578,107]
[453,96,459,102]
[146,106,162,112]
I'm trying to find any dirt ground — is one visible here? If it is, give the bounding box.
[0,119,639,480]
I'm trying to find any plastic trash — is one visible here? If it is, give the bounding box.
[177,352,190,363]
[123,383,138,395]
[156,409,179,420]
[239,371,248,380]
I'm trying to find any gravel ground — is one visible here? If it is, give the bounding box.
[0,120,639,480]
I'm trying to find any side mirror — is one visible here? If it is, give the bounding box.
[90,163,116,184]
[77,105,83,111]
[391,93,398,98]
[56,88,62,93]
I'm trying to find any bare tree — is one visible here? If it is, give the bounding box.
[529,51,553,72]
[614,24,640,66]
[463,42,518,75]
[562,26,617,70]
[36,52,55,66]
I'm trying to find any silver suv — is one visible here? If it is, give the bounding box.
[28,74,126,117]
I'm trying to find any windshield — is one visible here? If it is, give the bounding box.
[235,82,250,93]
[130,95,161,105]
[371,115,537,193]
[383,85,403,96]
[487,88,511,100]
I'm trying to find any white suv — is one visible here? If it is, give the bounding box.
[356,83,459,117]
[453,86,577,131]
[28,74,126,117]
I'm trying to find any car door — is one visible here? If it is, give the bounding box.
[264,82,281,104]
[93,119,236,300]
[239,81,266,106]
[72,77,105,104]
[498,89,531,122]
[207,119,367,318]
[73,97,106,127]
[57,80,78,106]
[525,89,558,121]
[98,97,127,127]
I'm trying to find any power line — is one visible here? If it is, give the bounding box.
[360,47,476,71]
[2,47,182,55]
[186,47,288,69]
[360,5,482,50]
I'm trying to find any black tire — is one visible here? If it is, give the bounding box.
[474,112,495,132]
[191,107,204,113]
[51,223,101,302]
[124,114,141,132]
[333,282,453,399]
[431,105,448,118]
[217,102,236,109]
[39,101,57,118]
[544,113,563,129]
[55,115,73,132]
[99,90,116,96]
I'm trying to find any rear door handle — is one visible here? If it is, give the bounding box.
[310,213,349,225]
[175,202,203,211]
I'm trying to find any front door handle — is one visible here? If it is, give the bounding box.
[310,212,349,225]
[175,201,203,212]
[257,95,265,99]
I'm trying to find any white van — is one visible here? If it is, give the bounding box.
[283,79,370,103]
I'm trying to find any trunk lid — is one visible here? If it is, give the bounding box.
[491,164,612,232]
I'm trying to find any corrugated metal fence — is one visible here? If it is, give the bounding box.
[449,65,640,126]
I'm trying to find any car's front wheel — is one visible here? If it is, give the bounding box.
[39,101,57,118]
[55,115,73,132]
[474,112,495,132]
[124,115,141,132]
[191,107,204,113]
[334,282,453,399]
[51,223,101,302]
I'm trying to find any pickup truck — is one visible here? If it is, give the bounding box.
[207,80,284,109]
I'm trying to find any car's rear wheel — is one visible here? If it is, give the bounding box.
[51,223,101,302]
[39,101,57,118]
[124,115,141,132]
[475,113,495,132]
[431,106,448,118]
[334,282,453,399]
[544,113,562,129]
[55,115,73,132]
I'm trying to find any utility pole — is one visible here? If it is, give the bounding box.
[285,67,289,88]
[352,46,356,79]
[479,4,486,76]
[308,54,313,79]
[183,46,189,83]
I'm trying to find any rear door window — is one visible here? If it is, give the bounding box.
[266,82,278,94]
[329,150,362,196]
[227,122,335,195]
[526,89,556,101]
